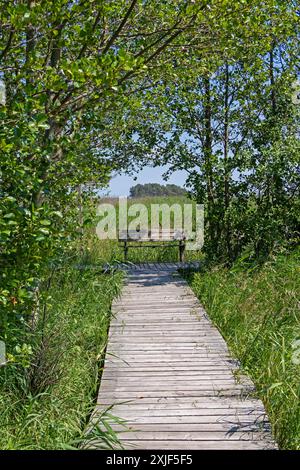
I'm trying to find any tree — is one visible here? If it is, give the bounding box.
[1,0,298,345]
[104,2,299,262]
[0,0,205,339]
[129,183,187,198]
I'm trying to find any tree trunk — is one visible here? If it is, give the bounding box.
[223,63,232,261]
[269,44,277,114]
[203,76,216,253]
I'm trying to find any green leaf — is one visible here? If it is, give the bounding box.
[38,228,50,235]
[40,220,51,226]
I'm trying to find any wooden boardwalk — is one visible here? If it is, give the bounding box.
[96,264,276,449]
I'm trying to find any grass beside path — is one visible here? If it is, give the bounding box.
[0,244,123,449]
[184,248,300,450]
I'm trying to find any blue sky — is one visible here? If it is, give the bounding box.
[101,165,189,197]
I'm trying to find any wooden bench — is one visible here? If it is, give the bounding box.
[119,229,186,262]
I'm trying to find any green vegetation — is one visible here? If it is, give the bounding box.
[129,183,187,198]
[111,7,299,264]
[0,0,299,451]
[0,239,123,449]
[183,248,300,449]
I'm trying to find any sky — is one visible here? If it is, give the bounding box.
[100,165,189,197]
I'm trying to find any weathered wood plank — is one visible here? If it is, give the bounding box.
[116,430,271,441]
[101,377,252,386]
[99,440,273,450]
[109,414,267,423]
[102,409,266,418]
[107,342,227,347]
[113,423,271,433]
[98,399,266,408]
[101,371,236,377]
[97,390,255,400]
[100,384,252,392]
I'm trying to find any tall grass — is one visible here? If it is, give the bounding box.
[184,248,300,449]
[0,241,123,449]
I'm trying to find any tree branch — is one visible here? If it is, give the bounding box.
[77,10,102,59]
[101,0,138,55]
[0,28,14,62]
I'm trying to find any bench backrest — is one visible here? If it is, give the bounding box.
[119,229,186,241]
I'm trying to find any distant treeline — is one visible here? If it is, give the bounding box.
[129,183,187,198]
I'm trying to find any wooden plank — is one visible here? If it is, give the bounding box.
[105,361,234,366]
[109,325,221,331]
[101,371,236,377]
[102,409,266,418]
[107,339,230,347]
[98,399,266,408]
[107,348,228,354]
[111,320,218,325]
[100,383,250,392]
[106,349,229,355]
[97,390,256,399]
[104,410,266,419]
[114,307,200,313]
[114,297,196,302]
[116,430,271,441]
[108,339,225,344]
[102,368,238,374]
[107,344,227,350]
[94,440,272,450]
[105,356,232,362]
[102,376,251,386]
[109,324,220,330]
[112,423,271,433]
[107,351,229,356]
[109,324,221,332]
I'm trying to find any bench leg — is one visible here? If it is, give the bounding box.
[179,240,185,262]
[124,241,128,262]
